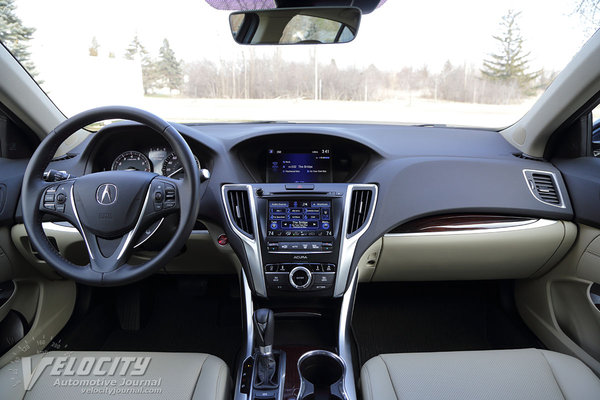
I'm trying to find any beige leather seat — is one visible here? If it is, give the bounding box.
[0,351,231,400]
[361,348,600,400]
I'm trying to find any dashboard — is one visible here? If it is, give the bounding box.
[32,120,575,298]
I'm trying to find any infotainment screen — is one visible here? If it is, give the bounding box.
[266,149,332,183]
[267,199,332,237]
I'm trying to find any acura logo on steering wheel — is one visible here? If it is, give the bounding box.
[96,184,118,205]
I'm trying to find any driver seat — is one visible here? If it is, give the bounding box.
[0,351,230,400]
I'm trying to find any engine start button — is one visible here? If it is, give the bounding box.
[289,266,312,289]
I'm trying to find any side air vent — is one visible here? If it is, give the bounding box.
[523,170,563,207]
[227,189,254,237]
[347,188,374,235]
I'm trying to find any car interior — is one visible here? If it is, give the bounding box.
[1,0,600,399]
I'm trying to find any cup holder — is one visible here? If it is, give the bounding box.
[297,350,347,400]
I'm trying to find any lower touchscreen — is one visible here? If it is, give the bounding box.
[267,199,332,237]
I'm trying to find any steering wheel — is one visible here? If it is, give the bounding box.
[21,106,201,286]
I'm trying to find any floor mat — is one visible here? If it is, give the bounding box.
[53,276,242,371]
[352,281,543,367]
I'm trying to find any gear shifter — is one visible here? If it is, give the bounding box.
[253,308,277,388]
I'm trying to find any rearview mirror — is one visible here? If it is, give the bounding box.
[229,7,361,45]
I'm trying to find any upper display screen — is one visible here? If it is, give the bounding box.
[266,149,332,183]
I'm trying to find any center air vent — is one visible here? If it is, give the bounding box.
[227,189,254,237]
[347,188,374,235]
[523,170,563,207]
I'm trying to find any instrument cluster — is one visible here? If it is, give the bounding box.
[110,147,200,179]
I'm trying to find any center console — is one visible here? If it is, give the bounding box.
[222,148,377,400]
[223,182,375,299]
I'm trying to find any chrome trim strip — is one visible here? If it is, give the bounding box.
[334,184,378,297]
[241,269,254,358]
[234,269,254,400]
[338,268,358,400]
[133,218,164,248]
[69,185,94,260]
[221,184,266,297]
[117,186,152,260]
[44,221,78,233]
[385,218,558,237]
[419,219,538,231]
[278,351,287,400]
[522,169,566,209]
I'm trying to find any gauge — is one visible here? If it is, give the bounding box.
[148,147,168,174]
[111,151,152,172]
[161,152,200,178]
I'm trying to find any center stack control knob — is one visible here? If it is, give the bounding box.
[289,266,312,290]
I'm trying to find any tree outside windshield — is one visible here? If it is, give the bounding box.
[0,0,595,127]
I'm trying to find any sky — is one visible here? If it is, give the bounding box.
[15,0,592,74]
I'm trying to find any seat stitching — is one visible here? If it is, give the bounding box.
[215,361,225,400]
[363,362,374,400]
[539,350,567,400]
[381,356,400,400]
[191,354,209,399]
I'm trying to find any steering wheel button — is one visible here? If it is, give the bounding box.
[56,193,66,204]
[164,201,175,209]
[154,191,163,202]
[44,194,55,202]
[44,203,55,210]
[154,202,163,211]
[56,204,65,213]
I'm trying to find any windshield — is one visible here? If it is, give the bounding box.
[1,0,595,128]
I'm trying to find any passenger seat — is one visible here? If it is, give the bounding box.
[361,348,600,400]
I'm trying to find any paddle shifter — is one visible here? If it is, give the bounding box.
[253,308,277,388]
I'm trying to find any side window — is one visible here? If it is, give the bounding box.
[0,112,35,159]
[592,104,600,157]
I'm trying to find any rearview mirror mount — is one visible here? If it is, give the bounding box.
[229,7,361,45]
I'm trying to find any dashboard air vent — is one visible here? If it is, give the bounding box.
[227,189,254,237]
[523,170,563,207]
[347,188,374,235]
